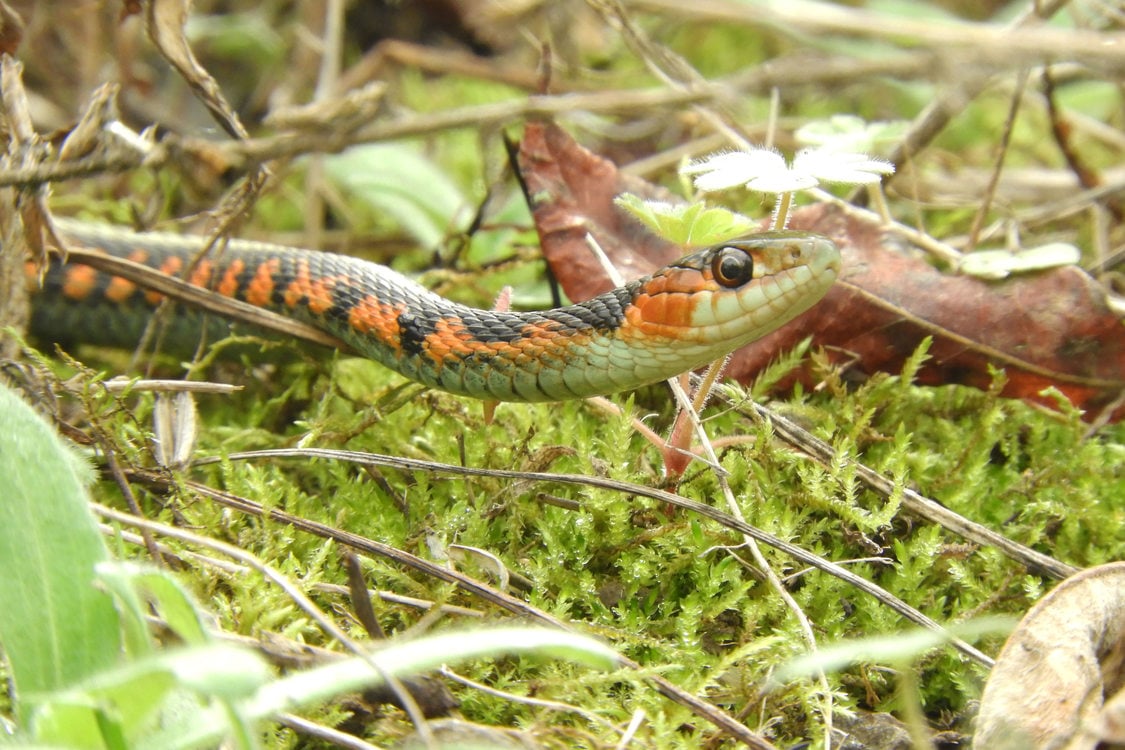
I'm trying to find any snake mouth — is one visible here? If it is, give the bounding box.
[813,236,843,277]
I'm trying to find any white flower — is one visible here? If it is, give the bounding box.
[683,146,894,195]
[682,149,807,191]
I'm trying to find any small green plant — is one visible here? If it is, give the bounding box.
[617,116,896,249]
[682,143,894,228]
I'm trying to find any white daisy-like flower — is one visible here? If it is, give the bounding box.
[683,146,894,195]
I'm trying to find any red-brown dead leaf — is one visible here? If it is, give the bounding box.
[516,120,681,297]
[0,1,24,56]
[516,121,1125,422]
[764,205,1125,422]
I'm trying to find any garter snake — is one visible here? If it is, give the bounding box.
[28,220,840,402]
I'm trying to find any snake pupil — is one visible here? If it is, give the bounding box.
[712,246,754,288]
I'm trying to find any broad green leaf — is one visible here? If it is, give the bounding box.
[97,563,210,647]
[163,645,272,699]
[30,667,175,749]
[614,194,758,247]
[30,644,269,750]
[93,562,159,659]
[134,690,217,750]
[323,143,468,249]
[0,383,121,722]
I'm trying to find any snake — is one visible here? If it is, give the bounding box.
[27,219,840,402]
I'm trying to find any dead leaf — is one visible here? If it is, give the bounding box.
[515,122,1125,421]
[774,205,1125,422]
[974,562,1125,750]
[0,57,65,270]
[515,120,680,297]
[144,0,248,140]
[57,82,121,162]
[0,1,24,56]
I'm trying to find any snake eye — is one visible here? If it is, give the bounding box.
[711,246,754,288]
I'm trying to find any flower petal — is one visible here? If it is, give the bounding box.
[683,149,788,192]
[745,170,819,192]
[794,148,895,184]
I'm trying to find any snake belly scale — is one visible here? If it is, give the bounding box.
[28,220,840,402]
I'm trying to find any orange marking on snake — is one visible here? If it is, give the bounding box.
[245,258,279,307]
[62,265,97,300]
[22,261,39,290]
[137,255,182,304]
[217,259,246,298]
[514,322,570,359]
[522,324,591,360]
[347,294,405,351]
[421,319,581,368]
[618,270,707,342]
[100,249,151,303]
[157,255,183,276]
[632,292,694,326]
[621,294,695,342]
[188,258,214,288]
[425,318,499,361]
[104,274,137,303]
[284,259,336,315]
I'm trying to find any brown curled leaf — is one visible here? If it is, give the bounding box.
[974,562,1125,750]
[515,122,1125,421]
[144,0,248,140]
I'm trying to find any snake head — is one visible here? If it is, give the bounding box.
[620,231,840,367]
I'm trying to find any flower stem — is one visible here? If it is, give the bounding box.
[772,191,793,229]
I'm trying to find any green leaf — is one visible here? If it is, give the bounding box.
[0,382,122,722]
[163,645,272,700]
[958,243,1081,280]
[29,644,269,750]
[166,627,618,750]
[771,616,1016,685]
[323,143,468,248]
[93,563,160,659]
[247,627,617,716]
[97,563,210,647]
[794,114,909,153]
[30,665,176,749]
[614,194,758,247]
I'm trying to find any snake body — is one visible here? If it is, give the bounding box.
[29,220,840,402]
